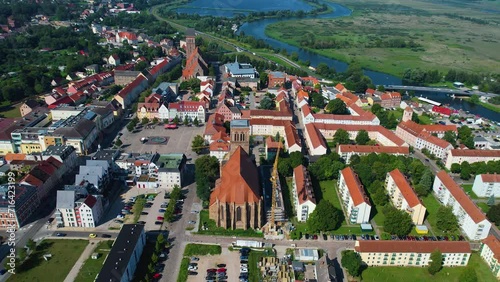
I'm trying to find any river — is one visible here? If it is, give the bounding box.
[175,0,500,122]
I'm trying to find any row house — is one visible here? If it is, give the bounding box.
[444,149,500,169]
[20,157,63,199]
[216,101,242,122]
[114,74,149,109]
[338,145,410,163]
[304,123,328,156]
[313,123,407,147]
[385,169,426,225]
[480,236,500,279]
[415,131,453,159]
[292,165,316,222]
[396,120,457,146]
[168,101,206,124]
[472,174,500,198]
[433,171,492,240]
[355,240,471,267]
[0,184,40,230]
[209,131,231,163]
[56,187,103,228]
[338,167,372,224]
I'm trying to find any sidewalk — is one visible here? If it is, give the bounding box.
[63,241,97,282]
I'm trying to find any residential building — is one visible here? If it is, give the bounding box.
[209,131,231,162]
[385,169,426,225]
[380,92,401,108]
[75,160,110,191]
[0,184,40,230]
[53,119,99,155]
[108,54,120,66]
[224,58,257,79]
[168,101,205,123]
[114,70,142,86]
[19,157,63,199]
[96,224,146,282]
[338,145,410,163]
[480,236,500,279]
[114,73,149,109]
[292,165,316,222]
[444,149,500,169]
[209,146,263,229]
[396,120,457,146]
[265,136,283,161]
[415,131,453,159]
[42,145,78,175]
[75,195,103,228]
[355,240,471,267]
[20,100,41,117]
[313,124,407,147]
[155,154,187,190]
[472,174,500,198]
[433,171,492,240]
[304,123,327,156]
[338,167,371,224]
[268,71,287,87]
[203,113,226,144]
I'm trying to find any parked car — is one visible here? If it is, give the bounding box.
[137,221,146,225]
[188,271,197,275]
[191,257,199,261]
[217,268,226,273]
[55,233,66,237]
[155,221,162,225]
[157,216,164,221]
[217,264,226,268]
[152,273,162,279]
[159,209,166,213]
[101,234,112,238]
[141,212,148,215]
[89,233,97,238]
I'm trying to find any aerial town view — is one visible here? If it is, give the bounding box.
[1,0,500,281]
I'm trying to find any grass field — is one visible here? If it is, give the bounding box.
[184,243,222,256]
[361,252,496,282]
[462,184,480,199]
[196,210,263,237]
[74,241,113,282]
[421,194,446,236]
[177,258,190,282]
[319,180,342,209]
[265,0,500,77]
[12,240,88,282]
[0,102,21,118]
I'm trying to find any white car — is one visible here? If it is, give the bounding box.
[240,269,248,273]
[188,266,198,271]
[116,214,124,219]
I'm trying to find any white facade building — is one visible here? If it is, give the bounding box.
[338,167,371,224]
[480,236,500,279]
[473,174,500,198]
[444,149,500,169]
[292,165,316,222]
[433,171,492,240]
[355,240,471,267]
[385,169,426,225]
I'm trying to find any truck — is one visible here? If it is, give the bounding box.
[233,240,264,248]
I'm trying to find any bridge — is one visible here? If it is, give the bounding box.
[384,85,497,98]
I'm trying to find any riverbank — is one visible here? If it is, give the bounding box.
[264,1,500,78]
[461,97,500,114]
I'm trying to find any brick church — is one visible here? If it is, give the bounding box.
[181,28,208,80]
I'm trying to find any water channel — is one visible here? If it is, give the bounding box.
[176,0,500,122]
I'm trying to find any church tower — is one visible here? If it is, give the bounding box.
[229,120,250,156]
[185,28,196,59]
[402,106,413,122]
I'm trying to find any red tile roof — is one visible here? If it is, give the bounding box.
[204,113,225,136]
[21,174,44,187]
[82,195,97,208]
[436,171,487,223]
[482,236,500,261]
[449,149,500,158]
[266,136,283,149]
[335,83,345,91]
[284,121,301,147]
[305,123,327,150]
[338,145,409,155]
[138,102,160,112]
[366,88,375,95]
[481,174,500,183]
[355,240,471,254]
[4,153,26,163]
[388,169,422,208]
[149,58,169,76]
[432,106,453,116]
[209,146,261,205]
[398,120,457,136]
[294,165,316,205]
[168,101,204,112]
[117,74,147,98]
[118,31,137,41]
[340,167,370,206]
[313,123,406,147]
[418,131,452,149]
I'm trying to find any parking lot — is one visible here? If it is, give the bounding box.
[119,123,204,157]
[187,248,240,282]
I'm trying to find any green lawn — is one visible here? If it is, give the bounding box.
[319,180,342,210]
[462,184,480,199]
[74,241,113,282]
[283,177,296,218]
[361,253,496,282]
[11,240,88,282]
[184,244,221,256]
[196,210,263,238]
[418,115,433,125]
[478,202,491,214]
[421,195,445,235]
[0,102,22,118]
[177,258,190,282]
[372,208,386,228]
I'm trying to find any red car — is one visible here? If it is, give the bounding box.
[217,268,226,273]
[152,273,162,279]
[157,216,164,221]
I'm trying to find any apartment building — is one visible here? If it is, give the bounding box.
[338,145,410,163]
[313,124,407,147]
[472,174,500,198]
[304,123,328,156]
[433,171,492,240]
[396,120,457,146]
[385,169,426,225]
[338,167,371,224]
[155,154,187,190]
[292,165,317,222]
[415,131,453,159]
[355,240,471,267]
[168,101,206,123]
[480,236,500,279]
[0,184,40,230]
[444,149,500,169]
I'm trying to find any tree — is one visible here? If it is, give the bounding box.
[277,158,292,177]
[469,94,480,104]
[17,247,27,262]
[193,117,199,127]
[326,98,348,114]
[443,131,457,147]
[459,267,478,282]
[488,194,496,206]
[333,129,350,145]
[371,103,383,114]
[355,130,370,145]
[141,117,149,125]
[115,138,123,147]
[436,206,459,232]
[451,163,461,173]
[26,239,36,251]
[458,125,472,141]
[260,96,275,110]
[195,156,219,202]
[487,204,500,226]
[307,200,344,232]
[372,188,389,206]
[460,166,471,180]
[127,123,135,132]
[151,253,158,264]
[463,136,474,149]
[290,230,302,240]
[383,208,413,236]
[310,92,325,108]
[259,71,268,87]
[191,135,205,155]
[172,116,180,125]
[414,184,429,197]
[341,250,362,277]
[289,151,306,168]
[418,170,433,193]
[152,117,159,124]
[428,250,443,275]
[183,115,189,126]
